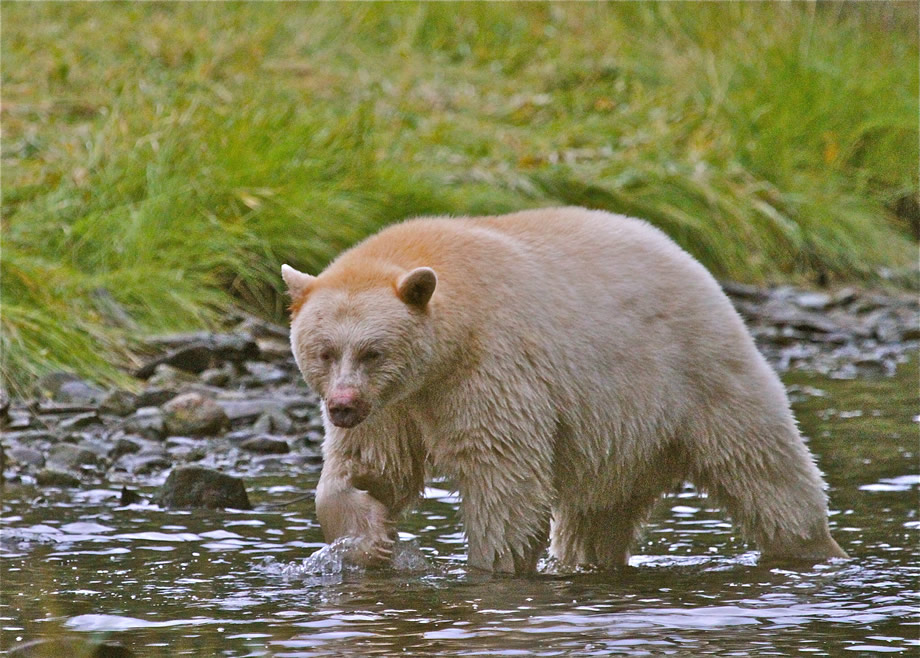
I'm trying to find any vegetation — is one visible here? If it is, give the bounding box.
[2,2,916,394]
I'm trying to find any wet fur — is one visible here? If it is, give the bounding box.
[286,207,846,572]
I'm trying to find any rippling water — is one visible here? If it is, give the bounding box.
[1,360,917,655]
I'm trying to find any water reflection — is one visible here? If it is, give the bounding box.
[1,360,917,655]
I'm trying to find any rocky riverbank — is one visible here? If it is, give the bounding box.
[1,283,917,502]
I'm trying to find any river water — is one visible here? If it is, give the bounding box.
[1,359,916,655]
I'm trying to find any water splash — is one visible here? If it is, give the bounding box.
[257,537,435,580]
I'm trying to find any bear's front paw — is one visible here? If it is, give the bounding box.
[348,533,396,568]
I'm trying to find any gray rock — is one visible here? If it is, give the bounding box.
[9,637,134,657]
[6,446,44,468]
[1,429,57,443]
[199,364,234,387]
[135,333,259,378]
[135,388,177,408]
[121,407,166,440]
[47,443,98,471]
[155,466,251,510]
[5,410,33,430]
[256,336,294,361]
[35,468,82,487]
[76,438,115,460]
[35,372,105,405]
[217,398,286,422]
[721,281,768,301]
[99,390,138,417]
[111,436,144,460]
[252,407,293,435]
[57,412,101,432]
[162,393,229,437]
[131,453,173,475]
[794,292,831,311]
[829,287,859,308]
[148,364,199,388]
[224,429,256,445]
[240,435,291,454]
[852,357,893,378]
[242,361,287,386]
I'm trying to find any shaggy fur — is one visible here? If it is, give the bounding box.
[283,207,846,573]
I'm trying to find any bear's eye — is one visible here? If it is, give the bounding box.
[318,347,335,364]
[360,348,382,363]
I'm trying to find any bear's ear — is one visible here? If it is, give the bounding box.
[281,264,315,312]
[396,267,437,308]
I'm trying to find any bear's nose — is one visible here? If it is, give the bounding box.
[326,390,371,428]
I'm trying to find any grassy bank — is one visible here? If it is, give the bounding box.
[2,3,917,394]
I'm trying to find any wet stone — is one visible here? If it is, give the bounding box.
[47,443,99,471]
[136,344,213,378]
[121,407,166,440]
[155,466,252,510]
[35,468,82,487]
[136,333,259,378]
[8,637,134,657]
[131,453,173,475]
[252,407,293,435]
[162,392,229,437]
[1,429,57,443]
[135,388,177,408]
[794,292,831,311]
[721,281,768,301]
[217,398,286,423]
[75,438,115,460]
[243,361,287,386]
[99,389,138,417]
[4,410,33,430]
[6,446,44,468]
[199,364,234,387]
[148,364,199,388]
[224,429,256,445]
[57,411,101,432]
[255,336,293,361]
[35,372,105,405]
[852,357,893,378]
[240,435,291,454]
[111,436,144,460]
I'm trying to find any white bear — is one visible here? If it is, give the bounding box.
[282,207,846,573]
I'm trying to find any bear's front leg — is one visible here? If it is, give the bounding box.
[458,461,552,574]
[314,469,395,567]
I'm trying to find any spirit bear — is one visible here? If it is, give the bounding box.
[282,207,846,573]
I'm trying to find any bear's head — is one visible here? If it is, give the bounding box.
[282,263,437,429]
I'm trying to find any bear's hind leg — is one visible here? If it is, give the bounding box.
[689,408,847,561]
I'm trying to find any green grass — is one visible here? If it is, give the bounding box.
[2,2,917,395]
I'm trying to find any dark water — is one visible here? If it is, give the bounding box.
[1,360,917,656]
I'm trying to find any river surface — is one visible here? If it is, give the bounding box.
[1,359,917,656]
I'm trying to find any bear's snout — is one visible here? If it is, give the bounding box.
[326,389,371,428]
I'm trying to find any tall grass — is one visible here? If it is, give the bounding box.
[2,2,916,394]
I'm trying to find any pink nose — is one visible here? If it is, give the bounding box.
[326,389,371,428]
